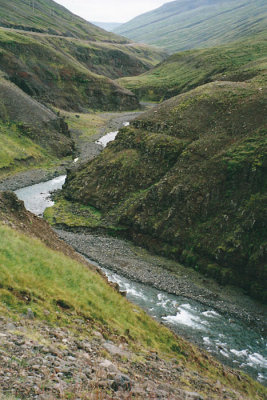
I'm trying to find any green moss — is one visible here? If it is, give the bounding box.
[44,198,102,228]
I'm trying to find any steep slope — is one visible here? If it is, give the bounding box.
[0,29,139,111]
[60,79,267,302]
[0,0,126,42]
[114,0,267,53]
[0,192,265,399]
[117,35,267,101]
[0,77,73,176]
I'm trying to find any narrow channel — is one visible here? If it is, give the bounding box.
[15,174,267,385]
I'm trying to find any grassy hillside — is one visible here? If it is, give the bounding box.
[0,0,126,42]
[117,36,267,101]
[114,0,267,53]
[56,78,267,302]
[0,192,265,399]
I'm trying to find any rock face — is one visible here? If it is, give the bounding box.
[62,80,267,301]
[0,78,73,156]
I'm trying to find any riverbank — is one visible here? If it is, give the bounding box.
[55,229,267,334]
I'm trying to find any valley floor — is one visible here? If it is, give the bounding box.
[0,108,266,395]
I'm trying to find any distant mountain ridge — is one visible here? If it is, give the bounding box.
[92,21,122,31]
[114,0,267,53]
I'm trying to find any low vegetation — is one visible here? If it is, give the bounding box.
[117,35,267,101]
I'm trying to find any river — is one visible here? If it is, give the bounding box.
[15,175,267,385]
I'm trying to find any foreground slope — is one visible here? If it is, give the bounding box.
[60,79,267,301]
[114,0,267,53]
[117,36,267,101]
[0,192,266,399]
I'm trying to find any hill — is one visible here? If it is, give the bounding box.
[0,191,265,399]
[0,0,166,112]
[0,0,126,42]
[117,35,267,102]
[56,76,267,302]
[114,0,267,53]
[0,28,140,111]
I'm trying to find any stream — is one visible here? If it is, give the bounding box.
[15,174,267,385]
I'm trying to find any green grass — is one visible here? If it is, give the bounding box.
[0,223,266,398]
[0,119,73,179]
[115,0,267,53]
[44,197,127,234]
[0,121,48,172]
[44,198,102,228]
[57,110,111,139]
[0,223,193,359]
[117,36,267,102]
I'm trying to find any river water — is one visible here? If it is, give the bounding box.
[15,175,267,385]
[96,122,130,147]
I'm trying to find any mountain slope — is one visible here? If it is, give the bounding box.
[0,29,139,111]
[0,192,265,399]
[0,0,126,42]
[0,77,73,177]
[117,36,267,101]
[114,0,267,53]
[59,77,267,302]
[0,0,166,112]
